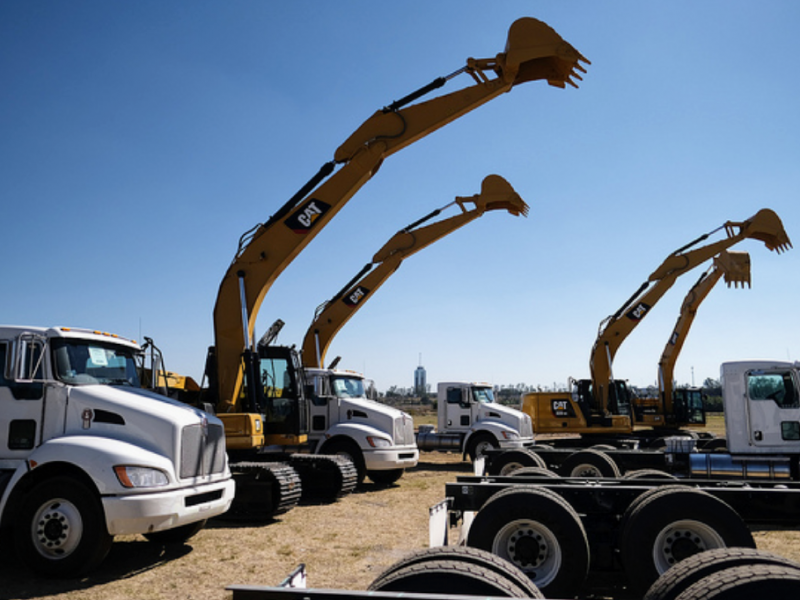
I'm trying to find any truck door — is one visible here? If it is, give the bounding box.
[745,369,800,451]
[0,336,46,462]
[444,386,472,431]
[308,373,336,435]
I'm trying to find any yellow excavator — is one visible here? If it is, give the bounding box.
[301,174,528,369]
[520,209,791,445]
[632,250,752,429]
[175,18,589,518]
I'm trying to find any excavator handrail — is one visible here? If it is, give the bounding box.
[212,18,588,409]
[300,175,527,369]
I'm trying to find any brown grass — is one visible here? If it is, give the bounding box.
[2,417,798,600]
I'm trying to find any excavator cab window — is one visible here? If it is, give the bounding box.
[258,353,304,435]
[608,380,632,417]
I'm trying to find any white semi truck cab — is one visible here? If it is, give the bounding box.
[416,382,534,460]
[303,367,419,486]
[0,326,235,577]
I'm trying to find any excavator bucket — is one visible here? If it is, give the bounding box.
[503,17,590,88]
[471,174,529,217]
[715,250,752,288]
[731,208,793,254]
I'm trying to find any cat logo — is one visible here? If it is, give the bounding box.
[344,286,370,307]
[625,301,651,322]
[284,198,332,234]
[551,399,576,418]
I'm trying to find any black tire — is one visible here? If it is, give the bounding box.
[466,485,589,599]
[486,449,547,476]
[14,477,113,578]
[143,520,206,545]
[511,467,560,478]
[367,469,404,487]
[466,433,498,462]
[673,564,800,600]
[645,547,800,600]
[623,469,677,480]
[559,449,620,478]
[368,546,543,598]
[369,558,531,597]
[620,485,755,596]
[319,439,366,485]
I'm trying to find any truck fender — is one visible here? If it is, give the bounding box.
[313,422,392,454]
[463,422,519,449]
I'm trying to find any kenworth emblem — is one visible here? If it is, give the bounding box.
[284,198,331,234]
[344,286,370,307]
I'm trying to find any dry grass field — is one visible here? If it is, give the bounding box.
[2,414,799,600]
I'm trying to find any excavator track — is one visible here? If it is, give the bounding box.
[221,461,302,521]
[289,454,358,503]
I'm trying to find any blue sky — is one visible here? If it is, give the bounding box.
[2,1,798,393]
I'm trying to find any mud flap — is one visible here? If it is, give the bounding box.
[429,498,451,547]
[473,455,485,476]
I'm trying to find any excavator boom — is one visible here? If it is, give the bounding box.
[658,250,751,419]
[212,18,588,409]
[301,175,527,368]
[590,208,791,413]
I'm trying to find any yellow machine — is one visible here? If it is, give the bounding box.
[165,18,589,517]
[301,174,528,369]
[633,250,752,428]
[520,209,791,440]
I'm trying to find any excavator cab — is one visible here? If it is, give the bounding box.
[671,387,706,426]
[254,344,309,443]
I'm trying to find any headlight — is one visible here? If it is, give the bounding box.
[501,431,520,441]
[367,436,392,448]
[114,465,169,488]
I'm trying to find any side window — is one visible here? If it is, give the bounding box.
[748,372,800,409]
[0,341,44,401]
[446,387,463,404]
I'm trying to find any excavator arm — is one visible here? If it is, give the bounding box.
[589,208,791,414]
[657,250,751,416]
[212,18,589,410]
[300,175,528,369]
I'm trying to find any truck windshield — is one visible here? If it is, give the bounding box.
[52,339,141,387]
[332,377,365,399]
[472,387,495,404]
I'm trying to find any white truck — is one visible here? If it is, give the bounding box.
[303,367,419,486]
[0,326,235,577]
[416,382,534,460]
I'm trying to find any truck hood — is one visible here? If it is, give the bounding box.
[478,402,533,437]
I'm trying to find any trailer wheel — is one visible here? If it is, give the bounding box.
[644,548,800,600]
[511,467,560,478]
[15,477,113,578]
[143,520,206,545]
[368,546,543,598]
[467,485,589,599]
[486,449,546,476]
[620,485,755,596]
[367,469,404,487]
[369,558,530,597]
[466,433,498,462]
[559,449,620,478]
[623,469,677,480]
[673,564,800,600]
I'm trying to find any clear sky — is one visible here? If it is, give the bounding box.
[2,1,798,393]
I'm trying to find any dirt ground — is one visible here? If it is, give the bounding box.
[2,442,799,600]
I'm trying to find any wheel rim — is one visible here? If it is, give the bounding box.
[492,518,562,588]
[474,440,494,458]
[30,497,84,560]
[569,462,603,477]
[499,461,525,475]
[652,519,725,573]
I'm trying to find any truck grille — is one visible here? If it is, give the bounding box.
[394,415,415,446]
[180,423,226,479]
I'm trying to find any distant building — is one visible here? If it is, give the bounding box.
[414,364,427,397]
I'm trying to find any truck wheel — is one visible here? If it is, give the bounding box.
[466,433,498,462]
[143,520,206,545]
[620,485,755,596]
[367,469,404,486]
[369,558,529,597]
[15,477,113,578]
[320,439,366,485]
[644,548,800,600]
[368,546,543,598]
[559,449,620,478]
[467,485,589,599]
[672,564,800,600]
[486,450,546,476]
